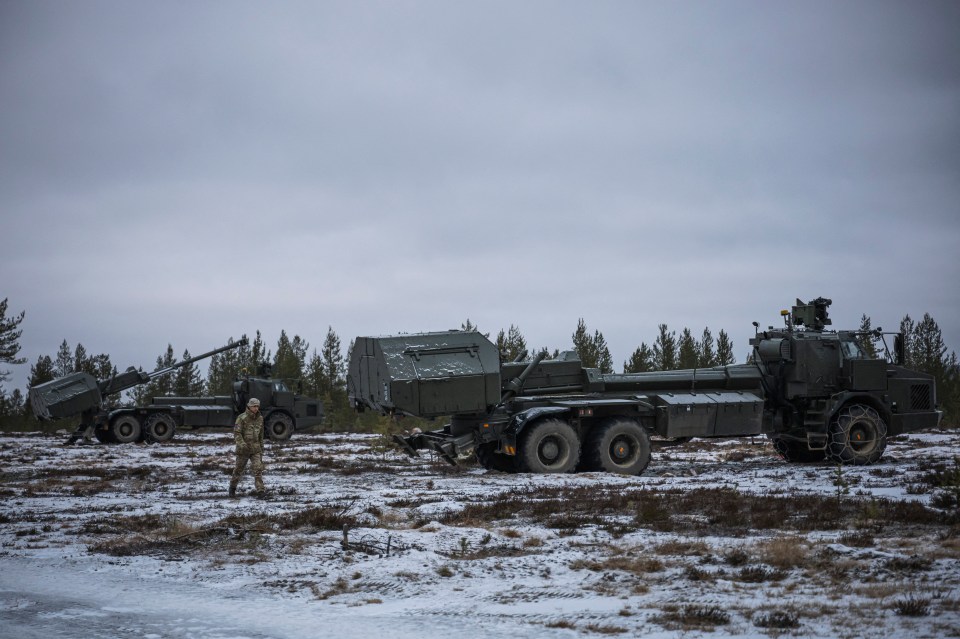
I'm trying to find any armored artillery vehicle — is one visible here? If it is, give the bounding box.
[348,298,941,474]
[31,340,247,444]
[30,341,323,444]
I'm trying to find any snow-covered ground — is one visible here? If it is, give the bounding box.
[1,429,958,638]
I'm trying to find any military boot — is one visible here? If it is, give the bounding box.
[228,482,238,498]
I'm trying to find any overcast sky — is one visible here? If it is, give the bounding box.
[2,1,958,392]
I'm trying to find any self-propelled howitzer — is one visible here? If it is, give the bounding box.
[348,298,941,475]
[30,339,247,444]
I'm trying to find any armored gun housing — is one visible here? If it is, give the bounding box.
[348,298,941,475]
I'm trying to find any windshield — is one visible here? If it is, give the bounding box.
[273,381,288,392]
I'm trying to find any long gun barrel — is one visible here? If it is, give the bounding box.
[31,338,249,420]
[144,339,249,382]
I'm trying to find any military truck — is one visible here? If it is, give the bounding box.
[30,340,323,444]
[348,298,941,474]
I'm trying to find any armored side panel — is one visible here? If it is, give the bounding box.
[349,331,500,418]
[29,372,102,420]
[653,391,764,438]
[843,359,887,391]
[177,405,236,427]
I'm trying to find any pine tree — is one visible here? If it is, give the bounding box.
[270,331,309,383]
[54,340,73,378]
[304,348,326,399]
[652,324,678,370]
[677,328,700,369]
[592,330,613,373]
[903,312,959,425]
[572,319,595,367]
[624,343,654,373]
[899,315,915,368]
[496,325,528,362]
[28,355,55,389]
[911,313,947,375]
[856,314,879,359]
[25,355,55,417]
[461,319,489,338]
[0,387,24,417]
[206,336,249,395]
[571,319,612,371]
[142,345,177,398]
[321,327,344,394]
[699,328,717,367]
[89,354,116,382]
[250,330,269,370]
[173,349,205,396]
[943,351,960,426]
[0,298,26,383]
[716,329,736,365]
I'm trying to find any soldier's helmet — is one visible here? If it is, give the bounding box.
[247,398,261,407]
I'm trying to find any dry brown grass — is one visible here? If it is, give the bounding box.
[570,554,665,576]
[754,535,809,569]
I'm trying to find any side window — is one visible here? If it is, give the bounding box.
[841,340,865,360]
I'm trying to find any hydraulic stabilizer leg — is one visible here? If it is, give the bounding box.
[391,434,420,458]
[64,409,98,445]
[391,431,458,465]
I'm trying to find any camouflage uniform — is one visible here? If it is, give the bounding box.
[230,406,265,496]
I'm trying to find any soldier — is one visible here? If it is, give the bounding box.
[229,397,265,498]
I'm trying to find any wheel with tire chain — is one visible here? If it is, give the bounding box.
[769,435,826,463]
[518,418,580,474]
[111,415,142,444]
[266,413,294,441]
[144,413,177,444]
[826,403,887,465]
[475,442,518,472]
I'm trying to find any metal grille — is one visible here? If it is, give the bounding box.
[910,384,932,410]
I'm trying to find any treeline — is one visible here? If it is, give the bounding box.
[1,296,959,428]
[484,318,736,373]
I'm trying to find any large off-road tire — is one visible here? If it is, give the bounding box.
[265,413,295,441]
[518,419,580,474]
[144,413,177,444]
[769,435,826,464]
[583,418,651,475]
[475,442,518,473]
[111,415,142,444]
[826,403,887,465]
